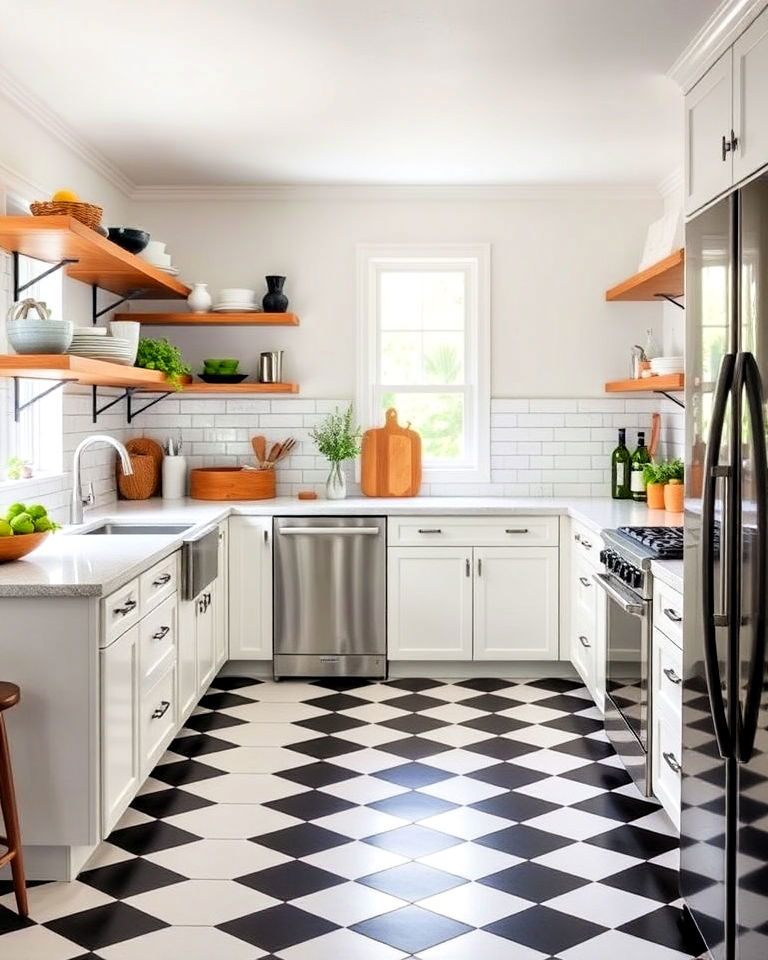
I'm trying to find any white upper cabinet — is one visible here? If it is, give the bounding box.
[685,50,733,216]
[733,6,768,184]
[229,516,273,660]
[473,547,558,660]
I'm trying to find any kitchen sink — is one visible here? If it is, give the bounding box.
[81,522,194,536]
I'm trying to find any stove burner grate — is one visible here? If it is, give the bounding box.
[616,525,684,559]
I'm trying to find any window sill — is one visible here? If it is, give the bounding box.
[0,472,66,494]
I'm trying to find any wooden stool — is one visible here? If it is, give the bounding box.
[0,683,27,917]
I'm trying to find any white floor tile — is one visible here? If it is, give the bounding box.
[114,807,155,829]
[203,746,316,774]
[349,684,410,703]
[418,725,494,748]
[146,838,291,879]
[558,928,694,960]
[313,805,405,839]
[418,807,510,841]
[292,880,407,926]
[418,776,506,805]
[497,683,555,703]
[499,703,567,724]
[546,880,663,926]
[183,773,310,804]
[237,681,321,702]
[418,882,532,925]
[632,808,679,836]
[319,776,408,805]
[507,748,592,775]
[221,701,328,723]
[0,926,85,960]
[422,749,498,775]
[125,878,279,925]
[515,775,607,806]
[327,748,408,775]
[419,684,484,703]
[135,776,168,796]
[504,725,581,748]
[532,840,643,880]
[420,841,523,880]
[0,880,113,923]
[341,703,410,724]
[524,807,623,840]
[81,841,137,871]
[277,927,408,960]
[215,723,324,747]
[415,928,547,960]
[340,725,411,748]
[303,840,407,879]
[420,704,486,724]
[99,926,267,960]
[165,802,301,838]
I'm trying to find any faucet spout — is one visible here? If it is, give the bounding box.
[70,435,134,525]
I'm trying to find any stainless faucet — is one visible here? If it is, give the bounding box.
[71,435,133,525]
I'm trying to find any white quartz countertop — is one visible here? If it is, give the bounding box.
[0,496,684,597]
[651,559,684,594]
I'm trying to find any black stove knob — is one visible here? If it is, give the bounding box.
[632,569,642,589]
[599,549,608,565]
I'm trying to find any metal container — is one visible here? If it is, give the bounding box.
[259,350,284,383]
[182,524,219,599]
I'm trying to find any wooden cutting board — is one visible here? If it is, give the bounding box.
[361,408,421,497]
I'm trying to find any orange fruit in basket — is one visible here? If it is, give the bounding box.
[51,188,80,202]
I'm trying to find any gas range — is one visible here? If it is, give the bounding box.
[600,526,683,600]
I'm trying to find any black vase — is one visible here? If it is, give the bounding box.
[262,275,289,313]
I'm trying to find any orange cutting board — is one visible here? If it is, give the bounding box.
[361,408,422,497]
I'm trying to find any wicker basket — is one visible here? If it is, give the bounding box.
[30,200,103,231]
[117,454,156,500]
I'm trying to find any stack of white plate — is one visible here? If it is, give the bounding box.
[650,356,684,375]
[212,287,261,313]
[68,334,135,366]
[139,240,180,276]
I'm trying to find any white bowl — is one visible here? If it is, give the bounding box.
[218,287,256,302]
[74,326,107,336]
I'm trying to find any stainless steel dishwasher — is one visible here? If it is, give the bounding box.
[273,516,386,679]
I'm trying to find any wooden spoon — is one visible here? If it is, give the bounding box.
[252,435,266,466]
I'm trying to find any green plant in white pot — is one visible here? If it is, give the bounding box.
[309,404,361,500]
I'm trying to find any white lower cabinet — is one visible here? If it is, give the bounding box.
[177,593,198,720]
[101,624,140,835]
[651,611,684,829]
[388,547,473,660]
[388,540,558,661]
[229,516,273,659]
[215,521,229,669]
[568,521,606,710]
[196,584,217,693]
[474,547,558,660]
[140,665,177,779]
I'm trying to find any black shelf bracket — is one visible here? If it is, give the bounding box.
[13,251,79,301]
[126,390,173,424]
[13,377,66,422]
[92,386,133,423]
[654,293,685,310]
[92,286,148,324]
[656,389,685,409]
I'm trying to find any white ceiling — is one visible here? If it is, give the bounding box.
[0,0,719,187]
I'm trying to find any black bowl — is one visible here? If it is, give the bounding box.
[108,227,150,254]
[197,373,249,384]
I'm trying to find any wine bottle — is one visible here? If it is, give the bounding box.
[611,428,631,500]
[630,431,652,501]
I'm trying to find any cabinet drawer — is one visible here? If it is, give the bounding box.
[653,579,683,648]
[571,603,596,684]
[140,666,176,775]
[573,552,597,620]
[570,520,604,569]
[653,627,683,719]
[653,707,682,830]
[139,595,177,691]
[140,552,179,616]
[102,578,141,647]
[389,515,559,547]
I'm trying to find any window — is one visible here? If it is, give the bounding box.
[357,244,490,483]
[0,252,64,481]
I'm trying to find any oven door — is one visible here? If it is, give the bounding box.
[594,571,653,794]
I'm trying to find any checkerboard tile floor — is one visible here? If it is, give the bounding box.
[0,675,708,960]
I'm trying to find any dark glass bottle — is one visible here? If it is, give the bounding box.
[611,428,631,499]
[630,431,652,501]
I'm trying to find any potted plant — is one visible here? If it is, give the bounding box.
[642,462,667,510]
[309,404,361,500]
[663,458,684,513]
[134,337,191,390]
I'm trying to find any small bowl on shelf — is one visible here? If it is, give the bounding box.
[197,373,249,384]
[107,228,150,254]
[0,532,50,563]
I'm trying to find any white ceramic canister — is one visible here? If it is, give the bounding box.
[162,455,188,500]
[187,283,213,314]
[109,320,141,363]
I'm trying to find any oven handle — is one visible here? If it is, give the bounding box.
[592,573,646,616]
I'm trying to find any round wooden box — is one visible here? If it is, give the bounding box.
[190,467,276,501]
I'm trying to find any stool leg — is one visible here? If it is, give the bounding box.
[0,715,27,917]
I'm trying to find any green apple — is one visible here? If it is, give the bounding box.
[0,520,12,537]
[6,503,26,520]
[10,512,35,535]
[27,504,48,520]
[34,517,53,533]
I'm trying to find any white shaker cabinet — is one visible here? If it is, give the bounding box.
[229,516,273,660]
[196,584,217,694]
[215,521,229,669]
[685,50,733,215]
[568,521,606,711]
[101,624,140,835]
[473,547,558,660]
[733,6,768,184]
[388,547,474,660]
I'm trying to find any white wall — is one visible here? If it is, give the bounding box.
[128,191,664,398]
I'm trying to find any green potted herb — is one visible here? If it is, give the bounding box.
[663,458,684,513]
[309,404,361,499]
[642,459,684,511]
[642,462,667,510]
[135,337,191,390]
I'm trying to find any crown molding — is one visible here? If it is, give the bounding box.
[669,0,767,93]
[0,67,134,197]
[657,167,684,202]
[0,160,47,208]
[130,182,661,202]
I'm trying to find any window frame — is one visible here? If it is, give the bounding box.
[356,243,491,484]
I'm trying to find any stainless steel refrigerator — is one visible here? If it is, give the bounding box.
[683,177,768,960]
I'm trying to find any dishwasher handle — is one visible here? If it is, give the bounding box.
[278,526,381,536]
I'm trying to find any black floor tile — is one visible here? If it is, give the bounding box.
[130,787,214,819]
[254,823,349,857]
[352,905,472,954]
[276,761,357,788]
[542,714,604,736]
[150,759,226,786]
[374,762,452,788]
[107,820,200,856]
[198,691,254,710]
[378,736,452,760]
[476,824,575,859]
[210,675,262,691]
[365,824,462,858]
[527,678,585,693]
[0,906,34,935]
[553,737,616,761]
[471,791,560,822]
[560,761,633,790]
[460,714,528,735]
[310,678,374,691]
[464,737,536,760]
[460,693,519,713]
[618,905,707,956]
[287,736,365,759]
[183,711,246,733]
[385,693,444,713]
[304,693,368,712]
[80,858,186,899]
[360,862,466,900]
[587,825,680,859]
[294,713,367,735]
[384,678,443,692]
[536,694,597,713]
[369,791,457,822]
[468,762,548,790]
[264,789,356,821]
[218,904,339,953]
[572,791,659,823]
[379,714,446,735]
[484,905,607,955]
[45,902,168,951]
[454,678,515,692]
[236,860,345,899]
[601,862,681,903]
[167,733,238,758]
[479,861,588,900]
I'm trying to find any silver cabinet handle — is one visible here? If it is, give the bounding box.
[465,558,471,577]
[477,557,483,576]
[581,539,592,550]
[264,528,269,544]
[579,635,591,648]
[579,576,591,587]
[418,528,443,534]
[152,626,171,642]
[593,573,646,616]
[113,598,137,617]
[152,573,172,587]
[279,527,380,535]
[663,607,682,624]
[505,528,529,534]
[152,700,171,720]
[574,532,581,542]
[663,666,682,685]
[663,751,682,774]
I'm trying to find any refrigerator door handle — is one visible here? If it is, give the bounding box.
[735,351,768,763]
[701,352,736,760]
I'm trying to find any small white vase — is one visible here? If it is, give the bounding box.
[187,283,212,314]
[325,461,347,500]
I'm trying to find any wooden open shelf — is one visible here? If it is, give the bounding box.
[605,249,684,302]
[0,354,176,388]
[0,216,190,299]
[605,374,684,393]
[116,311,300,326]
[179,382,299,394]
